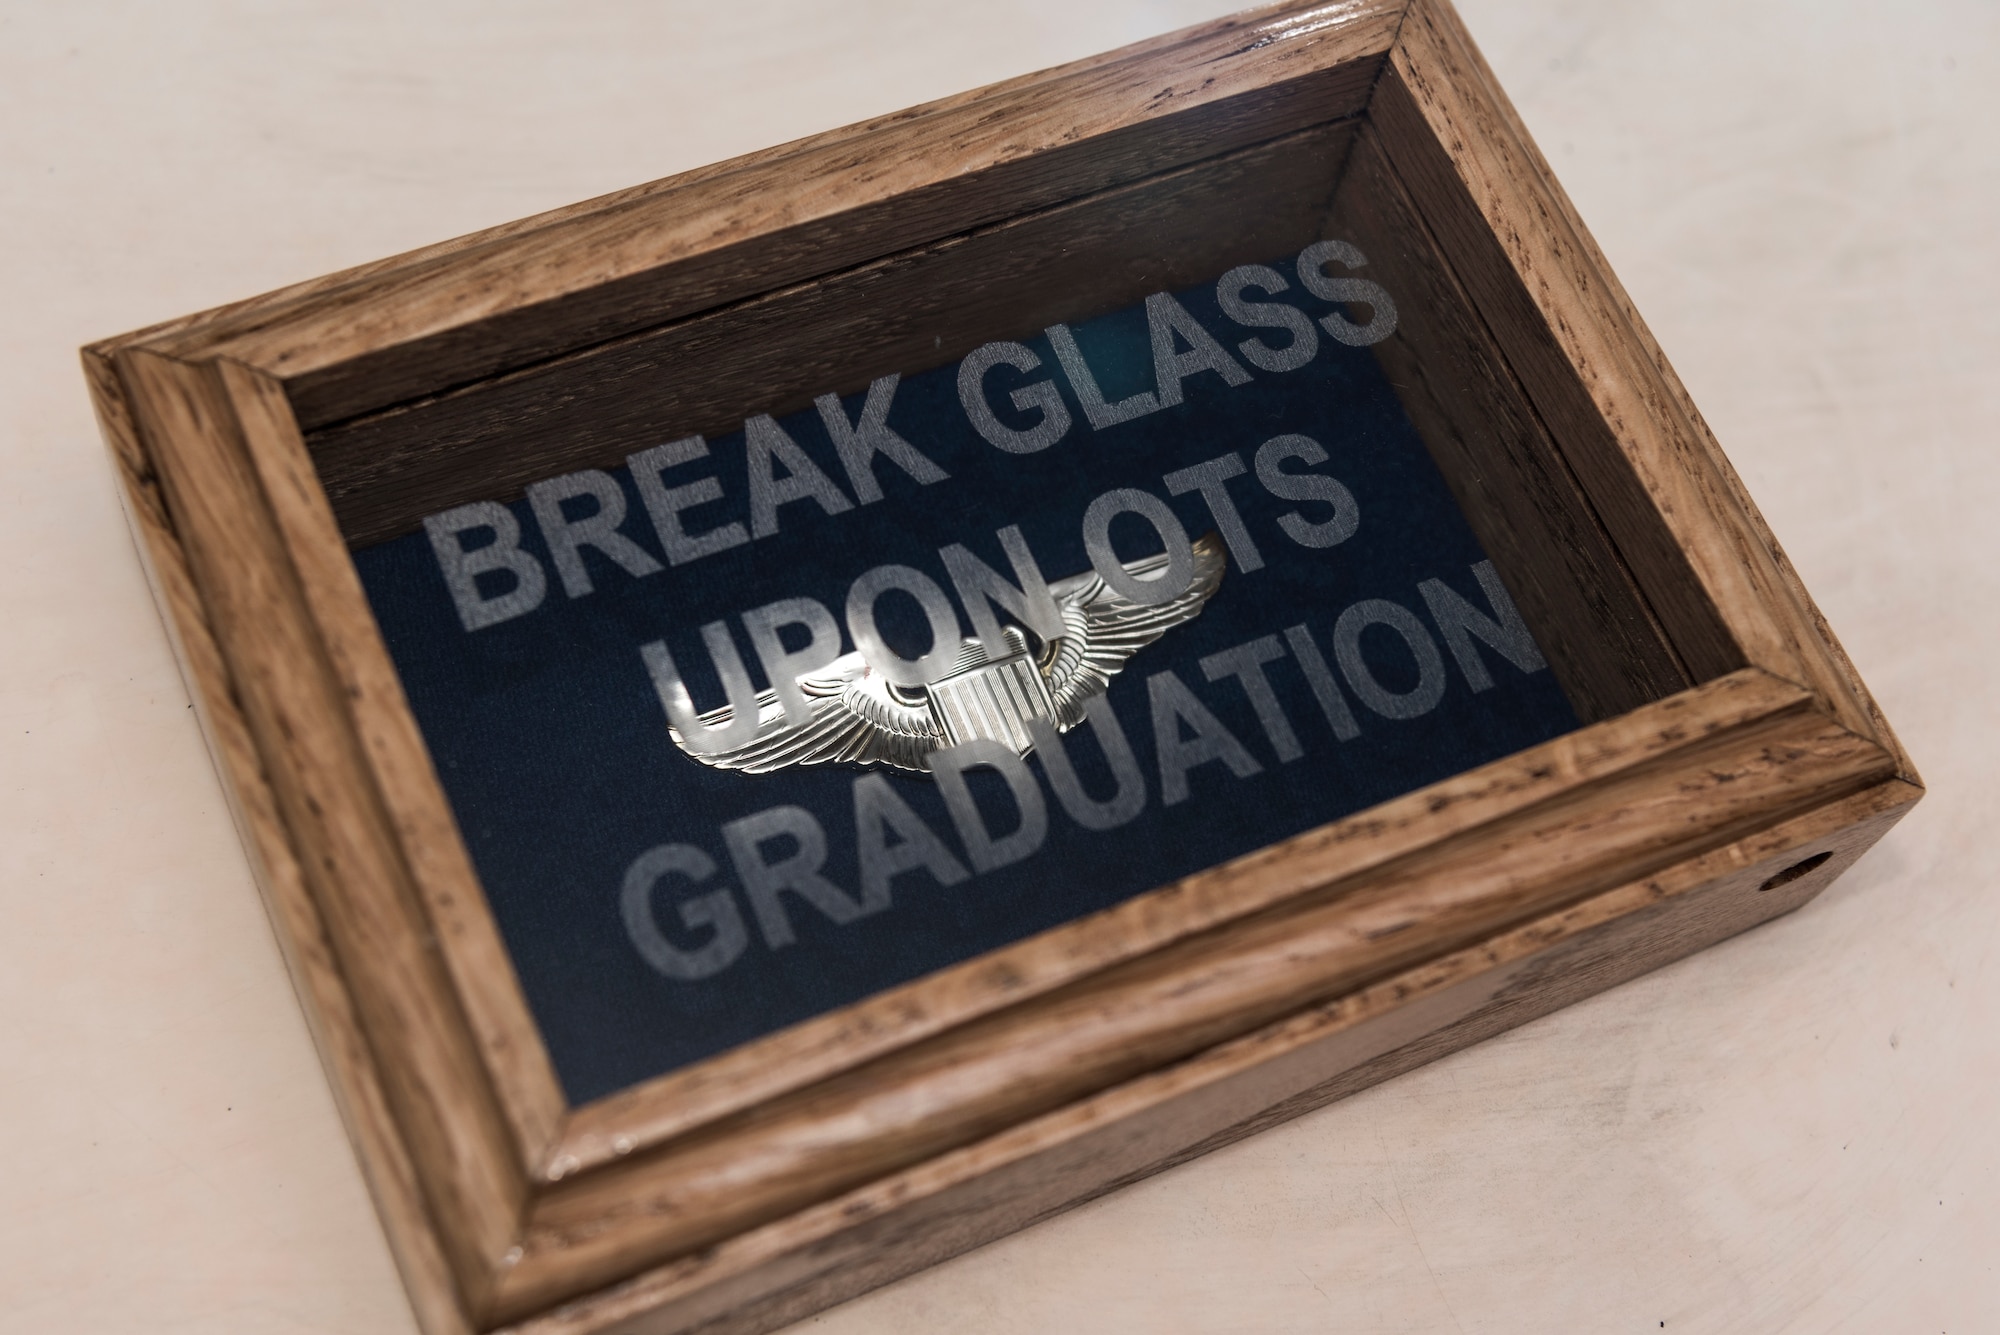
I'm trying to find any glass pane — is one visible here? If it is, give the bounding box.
[349,238,1577,1105]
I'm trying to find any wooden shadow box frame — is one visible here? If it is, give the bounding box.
[83,2,1921,1332]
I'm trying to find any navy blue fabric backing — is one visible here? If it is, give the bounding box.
[352,260,1579,1105]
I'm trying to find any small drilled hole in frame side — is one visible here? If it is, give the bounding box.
[1759,851,1833,892]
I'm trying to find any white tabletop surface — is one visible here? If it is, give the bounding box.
[2,3,1992,1332]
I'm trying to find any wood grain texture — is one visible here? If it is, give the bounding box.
[307,120,1359,545]
[76,2,1926,1332]
[81,344,474,1335]
[498,777,1917,1335]
[156,0,1405,429]
[1374,0,1916,781]
[1326,121,1687,721]
[115,347,531,1317]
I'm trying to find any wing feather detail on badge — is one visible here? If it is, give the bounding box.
[670,665,940,775]
[667,533,1226,776]
[1041,533,1227,731]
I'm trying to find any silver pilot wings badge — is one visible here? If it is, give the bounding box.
[669,535,1226,774]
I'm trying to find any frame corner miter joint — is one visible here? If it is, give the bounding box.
[82,1,1922,1332]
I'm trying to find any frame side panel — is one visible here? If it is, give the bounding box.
[83,348,475,1335]
[1375,0,1915,780]
[219,360,569,1167]
[493,677,1892,1316]
[115,348,532,1316]
[1326,120,1689,720]
[302,121,1362,544]
[153,1,1407,424]
[507,777,1917,1335]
